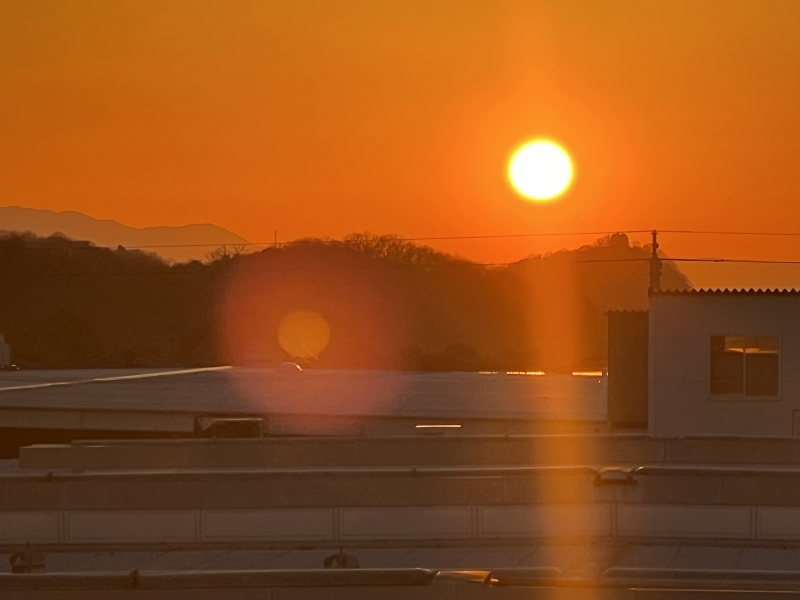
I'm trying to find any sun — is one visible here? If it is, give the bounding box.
[508,140,574,201]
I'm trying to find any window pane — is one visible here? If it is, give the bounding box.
[725,336,747,353]
[710,335,743,395]
[745,336,779,396]
[752,336,779,353]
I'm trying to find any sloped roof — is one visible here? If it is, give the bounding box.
[651,288,800,295]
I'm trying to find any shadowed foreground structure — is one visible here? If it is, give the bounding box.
[9,435,800,598]
[5,367,800,597]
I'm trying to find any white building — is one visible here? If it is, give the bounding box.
[648,290,800,438]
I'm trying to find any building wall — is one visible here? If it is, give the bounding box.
[649,293,800,438]
[9,465,800,547]
[607,311,649,427]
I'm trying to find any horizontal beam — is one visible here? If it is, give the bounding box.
[20,434,800,472]
[5,567,800,595]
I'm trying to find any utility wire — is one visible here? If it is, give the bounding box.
[10,228,800,251]
[0,230,653,251]
[670,258,800,264]
[661,230,800,237]
[384,231,653,242]
[12,257,800,279]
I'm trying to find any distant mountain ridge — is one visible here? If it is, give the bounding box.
[0,206,249,262]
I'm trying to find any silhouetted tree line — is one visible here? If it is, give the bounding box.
[0,231,690,371]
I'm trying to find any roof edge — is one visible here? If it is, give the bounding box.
[651,288,800,295]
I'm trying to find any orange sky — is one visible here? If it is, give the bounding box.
[3,1,800,287]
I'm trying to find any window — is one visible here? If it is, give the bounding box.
[710,335,779,397]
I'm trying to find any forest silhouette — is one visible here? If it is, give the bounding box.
[0,231,690,371]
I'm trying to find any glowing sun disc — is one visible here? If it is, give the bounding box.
[508,140,574,201]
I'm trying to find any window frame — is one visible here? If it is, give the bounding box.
[708,333,781,401]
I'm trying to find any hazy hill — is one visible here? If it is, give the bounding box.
[0,231,692,371]
[0,206,249,262]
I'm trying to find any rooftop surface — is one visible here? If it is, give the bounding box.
[0,368,607,421]
[2,543,799,575]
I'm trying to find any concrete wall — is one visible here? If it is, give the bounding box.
[3,504,790,547]
[5,466,800,547]
[649,293,800,437]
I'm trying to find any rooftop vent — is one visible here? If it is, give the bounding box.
[324,548,360,569]
[9,544,45,573]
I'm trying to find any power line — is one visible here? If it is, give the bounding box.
[670,258,800,264]
[576,258,649,263]
[0,257,653,278]
[0,230,653,251]
[581,258,800,265]
[135,230,654,248]
[0,260,527,278]
[390,231,653,242]
[11,229,800,251]
[75,229,800,249]
[11,256,800,280]
[661,230,800,237]
[583,257,800,265]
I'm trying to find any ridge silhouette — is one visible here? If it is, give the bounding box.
[0,232,690,371]
[0,206,248,263]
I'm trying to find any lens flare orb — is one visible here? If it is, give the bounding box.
[508,140,574,201]
[277,310,331,360]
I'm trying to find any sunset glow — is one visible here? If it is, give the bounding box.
[508,140,574,202]
[5,2,800,581]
